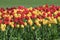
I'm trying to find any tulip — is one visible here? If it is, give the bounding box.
[27,12,32,17]
[11,24,14,28]
[0,20,2,24]
[21,25,24,28]
[48,24,51,27]
[57,17,60,22]
[0,24,6,31]
[28,19,33,26]
[32,26,35,30]
[16,24,20,28]
[28,7,33,10]
[9,22,14,28]
[24,22,27,26]
[52,18,57,24]
[14,9,18,13]
[43,19,49,25]
[54,11,59,15]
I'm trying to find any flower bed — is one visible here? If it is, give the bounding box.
[0,5,60,40]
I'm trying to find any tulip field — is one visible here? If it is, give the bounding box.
[0,0,60,40]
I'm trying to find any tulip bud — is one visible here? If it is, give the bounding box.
[9,22,14,25]
[28,19,33,26]
[0,24,6,31]
[21,25,24,28]
[11,24,14,28]
[24,22,27,26]
[48,24,51,27]
[57,17,60,22]
[32,26,35,30]
[28,7,33,10]
[16,24,20,28]
[9,22,14,28]
[53,18,57,24]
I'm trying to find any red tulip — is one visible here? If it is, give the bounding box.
[0,20,2,24]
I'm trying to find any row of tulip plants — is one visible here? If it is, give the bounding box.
[0,5,60,40]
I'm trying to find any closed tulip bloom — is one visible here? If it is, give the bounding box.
[28,7,33,10]
[28,19,33,26]
[11,24,14,28]
[9,22,14,28]
[9,22,14,25]
[37,23,41,27]
[14,13,18,18]
[18,14,21,17]
[54,11,59,15]
[21,25,24,28]
[0,24,6,31]
[14,9,18,13]
[27,12,32,17]
[0,12,2,15]
[16,24,20,28]
[48,24,51,27]
[53,18,57,24]
[57,17,60,22]
[24,22,27,26]
[32,26,35,30]
[43,19,49,25]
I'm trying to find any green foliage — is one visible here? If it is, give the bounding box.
[0,0,60,8]
[0,24,60,40]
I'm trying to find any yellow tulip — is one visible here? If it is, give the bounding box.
[0,24,6,31]
[4,24,6,27]
[47,12,51,14]
[57,17,60,22]
[37,23,41,27]
[43,5,46,7]
[27,12,32,17]
[33,10,39,15]
[11,24,14,28]
[14,9,17,13]
[16,24,20,28]
[35,19,39,23]
[0,12,2,15]
[28,7,33,10]
[14,13,18,18]
[9,22,14,25]
[24,22,27,26]
[53,18,57,24]
[54,11,59,15]
[48,24,51,27]
[8,15,13,19]
[18,14,21,17]
[9,22,14,28]
[21,25,24,28]
[28,19,33,26]
[36,18,40,22]
[43,19,48,25]
[32,26,35,30]
[1,27,6,31]
[35,19,41,27]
